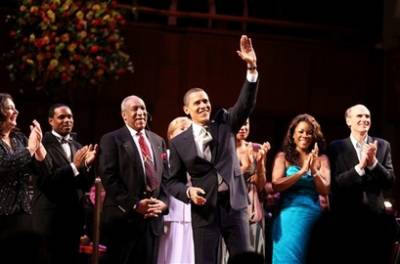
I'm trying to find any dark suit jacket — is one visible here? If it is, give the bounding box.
[328,136,395,214]
[167,79,259,227]
[98,127,169,237]
[32,132,94,261]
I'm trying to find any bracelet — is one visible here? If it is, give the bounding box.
[247,65,257,71]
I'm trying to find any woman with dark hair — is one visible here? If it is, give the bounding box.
[271,114,330,264]
[220,118,271,264]
[0,93,48,239]
[235,119,270,255]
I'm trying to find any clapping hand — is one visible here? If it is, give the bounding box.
[256,141,271,163]
[27,120,43,155]
[310,143,321,175]
[73,146,89,169]
[359,141,378,169]
[84,144,98,167]
[73,144,99,169]
[301,143,320,175]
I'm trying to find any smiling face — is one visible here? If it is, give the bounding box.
[236,119,250,141]
[1,98,19,132]
[346,104,371,137]
[49,106,74,136]
[121,96,147,131]
[183,90,211,126]
[293,121,313,152]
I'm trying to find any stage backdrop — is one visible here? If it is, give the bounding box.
[1,21,398,208]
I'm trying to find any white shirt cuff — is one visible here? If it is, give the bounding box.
[246,71,258,82]
[354,164,365,176]
[70,163,80,177]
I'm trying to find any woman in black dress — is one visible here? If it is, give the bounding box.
[0,93,49,239]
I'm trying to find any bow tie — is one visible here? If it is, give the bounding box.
[58,136,72,144]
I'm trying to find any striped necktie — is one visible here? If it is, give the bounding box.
[137,132,159,191]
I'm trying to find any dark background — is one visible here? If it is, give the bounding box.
[1,0,400,208]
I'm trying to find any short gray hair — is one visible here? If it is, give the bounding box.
[345,104,369,120]
[121,95,141,112]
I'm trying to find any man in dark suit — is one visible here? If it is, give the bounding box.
[98,95,169,264]
[32,103,97,264]
[328,104,397,263]
[166,35,259,264]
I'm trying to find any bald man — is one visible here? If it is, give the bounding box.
[328,104,397,263]
[98,95,169,264]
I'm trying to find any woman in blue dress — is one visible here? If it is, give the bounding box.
[271,114,330,264]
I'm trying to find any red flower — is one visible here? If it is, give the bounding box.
[30,6,39,14]
[116,69,126,76]
[7,0,132,88]
[60,33,70,42]
[91,19,101,26]
[89,45,100,53]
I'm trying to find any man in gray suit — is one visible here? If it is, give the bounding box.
[166,35,259,264]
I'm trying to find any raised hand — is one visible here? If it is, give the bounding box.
[236,35,257,67]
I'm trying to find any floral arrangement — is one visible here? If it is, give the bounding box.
[7,0,133,89]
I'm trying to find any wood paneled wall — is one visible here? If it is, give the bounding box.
[1,22,398,207]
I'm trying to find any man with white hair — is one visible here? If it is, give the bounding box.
[328,104,397,263]
[98,95,169,264]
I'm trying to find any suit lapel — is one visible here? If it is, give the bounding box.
[120,127,146,185]
[344,137,359,166]
[181,126,214,164]
[120,127,141,165]
[182,126,200,158]
[45,133,71,163]
[69,142,77,161]
[208,122,217,163]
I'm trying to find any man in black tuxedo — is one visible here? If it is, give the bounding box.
[328,104,397,263]
[166,35,259,264]
[32,104,97,264]
[98,95,169,264]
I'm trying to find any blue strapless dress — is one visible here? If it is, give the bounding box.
[272,165,321,264]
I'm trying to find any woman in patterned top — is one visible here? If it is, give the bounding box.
[0,93,49,239]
